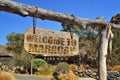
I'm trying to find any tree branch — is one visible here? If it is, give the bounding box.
[0,0,120,29]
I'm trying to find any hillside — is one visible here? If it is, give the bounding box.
[0,45,14,56]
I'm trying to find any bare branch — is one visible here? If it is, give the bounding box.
[0,0,120,29]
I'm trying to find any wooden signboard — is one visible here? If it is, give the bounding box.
[24,27,79,56]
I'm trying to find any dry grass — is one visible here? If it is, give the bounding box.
[57,73,65,80]
[113,65,120,71]
[0,72,15,80]
[70,64,78,71]
[79,64,85,70]
[66,71,78,80]
[57,70,78,80]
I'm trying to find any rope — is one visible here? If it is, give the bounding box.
[33,6,38,34]
[70,14,76,39]
[70,29,73,39]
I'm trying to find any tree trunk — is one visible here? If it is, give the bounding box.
[0,0,120,29]
[98,24,112,80]
[107,33,113,66]
[30,54,33,75]
[98,29,108,80]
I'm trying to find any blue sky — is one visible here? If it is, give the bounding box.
[0,0,120,45]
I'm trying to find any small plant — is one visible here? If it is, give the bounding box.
[0,72,15,80]
[33,59,55,76]
[32,58,47,70]
[54,62,70,74]
[35,64,56,76]
[53,62,71,80]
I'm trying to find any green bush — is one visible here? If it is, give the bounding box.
[32,58,55,76]
[35,64,56,76]
[1,60,14,67]
[54,62,70,74]
[32,58,47,70]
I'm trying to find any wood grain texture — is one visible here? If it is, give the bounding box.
[0,0,120,29]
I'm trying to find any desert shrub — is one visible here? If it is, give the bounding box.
[1,60,14,67]
[10,51,31,68]
[53,62,78,80]
[70,64,78,71]
[53,62,71,79]
[113,65,120,71]
[32,58,56,76]
[56,70,78,80]
[0,72,15,80]
[7,51,31,73]
[32,58,47,70]
[54,62,70,74]
[35,64,56,76]
[18,51,31,68]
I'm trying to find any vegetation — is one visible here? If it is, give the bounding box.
[111,29,120,66]
[13,51,31,70]
[53,62,78,80]
[6,32,24,55]
[113,65,120,71]
[35,64,56,76]
[0,23,119,76]
[4,32,31,73]
[61,23,100,67]
[61,23,120,68]
[32,58,47,70]
[0,72,15,80]
[32,59,56,76]
[54,62,70,74]
[70,64,78,71]
[57,70,78,80]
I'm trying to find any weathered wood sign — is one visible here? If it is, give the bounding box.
[24,27,79,56]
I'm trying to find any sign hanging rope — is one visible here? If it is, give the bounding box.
[33,6,38,34]
[69,14,76,39]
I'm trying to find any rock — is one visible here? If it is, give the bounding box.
[110,14,120,24]
[107,70,120,80]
